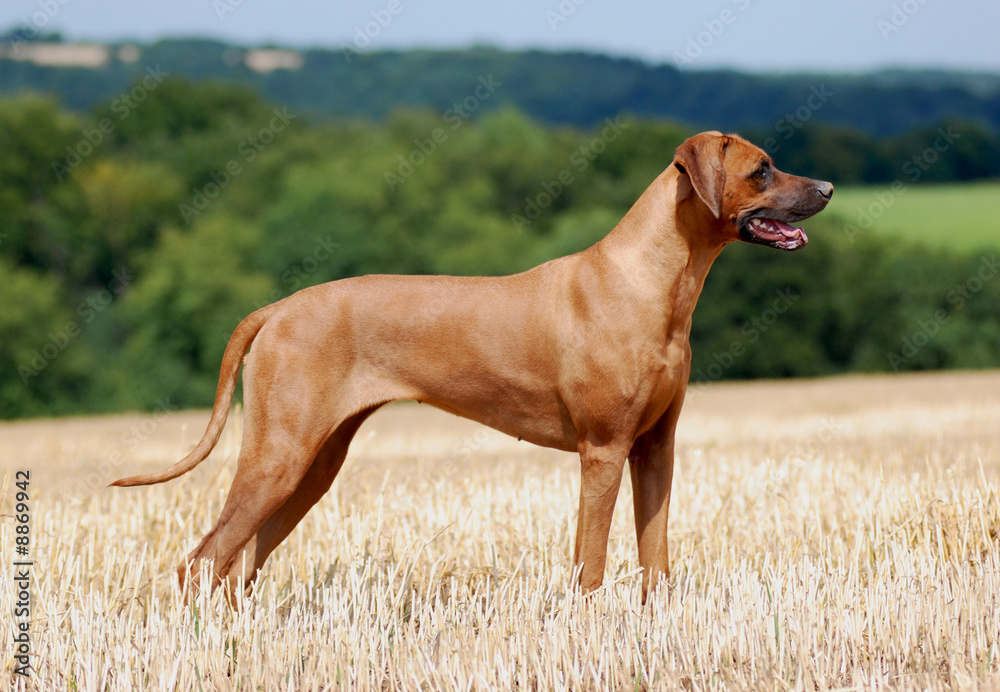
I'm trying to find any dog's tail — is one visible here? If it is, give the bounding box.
[110,303,278,488]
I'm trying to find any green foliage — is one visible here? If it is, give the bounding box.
[116,215,276,410]
[0,80,998,419]
[4,42,1000,138]
[0,258,94,417]
[74,159,185,286]
[691,223,1000,381]
[0,95,82,273]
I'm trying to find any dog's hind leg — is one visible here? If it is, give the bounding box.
[222,407,379,595]
[177,403,380,597]
[176,427,316,596]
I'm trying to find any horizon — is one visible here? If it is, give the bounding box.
[2,0,998,74]
[6,33,1000,79]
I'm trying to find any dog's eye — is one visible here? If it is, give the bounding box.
[752,161,772,182]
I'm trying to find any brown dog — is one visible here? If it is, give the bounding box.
[113,131,832,600]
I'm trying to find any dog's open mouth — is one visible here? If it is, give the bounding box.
[741,217,809,251]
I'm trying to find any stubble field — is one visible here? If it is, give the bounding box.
[1,370,999,690]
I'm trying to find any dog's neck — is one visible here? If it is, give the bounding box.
[595,164,728,337]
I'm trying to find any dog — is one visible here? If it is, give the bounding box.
[113,131,833,601]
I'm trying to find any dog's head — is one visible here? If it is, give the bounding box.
[673,131,833,251]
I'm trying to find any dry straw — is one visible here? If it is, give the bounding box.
[1,371,998,690]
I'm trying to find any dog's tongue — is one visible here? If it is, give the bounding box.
[749,217,809,245]
[772,219,808,243]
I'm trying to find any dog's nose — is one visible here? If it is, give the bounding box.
[816,181,834,200]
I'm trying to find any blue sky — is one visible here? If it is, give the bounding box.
[3,0,998,72]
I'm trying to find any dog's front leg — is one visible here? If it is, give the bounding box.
[627,409,680,602]
[573,438,629,592]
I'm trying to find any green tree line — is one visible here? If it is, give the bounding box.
[2,40,999,137]
[1,80,998,418]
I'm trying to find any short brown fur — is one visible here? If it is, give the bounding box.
[113,132,833,601]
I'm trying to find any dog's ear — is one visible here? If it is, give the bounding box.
[673,132,728,219]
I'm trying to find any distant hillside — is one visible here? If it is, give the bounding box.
[1,37,999,135]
